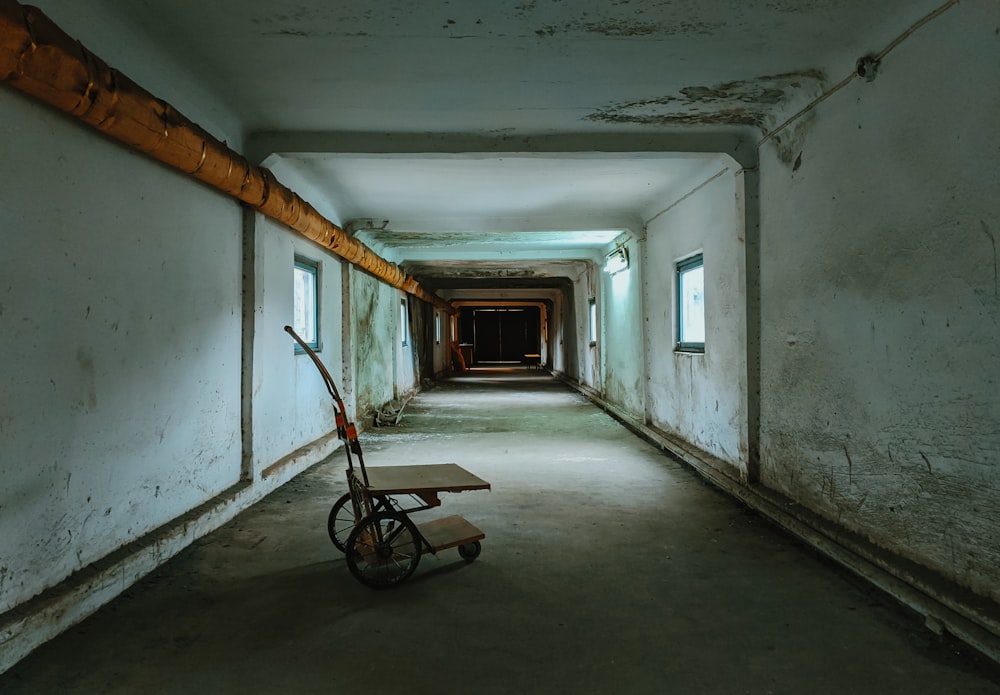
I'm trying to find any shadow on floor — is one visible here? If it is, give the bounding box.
[3,372,998,693]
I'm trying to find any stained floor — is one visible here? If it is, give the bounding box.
[2,371,998,694]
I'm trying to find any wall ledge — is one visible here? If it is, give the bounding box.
[261,428,341,480]
[0,434,343,676]
[560,375,1000,668]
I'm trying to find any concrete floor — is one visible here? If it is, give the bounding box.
[2,371,998,694]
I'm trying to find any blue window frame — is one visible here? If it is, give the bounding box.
[588,298,597,346]
[293,256,319,352]
[400,299,409,346]
[676,253,704,353]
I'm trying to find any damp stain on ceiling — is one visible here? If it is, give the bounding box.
[587,71,827,129]
[79,0,946,284]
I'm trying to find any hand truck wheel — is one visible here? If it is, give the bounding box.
[458,541,482,562]
[346,511,421,588]
[327,493,354,553]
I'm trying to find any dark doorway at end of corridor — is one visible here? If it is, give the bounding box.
[459,306,540,365]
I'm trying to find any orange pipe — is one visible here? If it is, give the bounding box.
[0,0,453,313]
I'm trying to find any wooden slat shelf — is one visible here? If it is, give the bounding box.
[417,515,485,552]
[364,463,491,496]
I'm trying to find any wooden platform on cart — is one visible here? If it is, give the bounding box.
[363,463,491,496]
[417,514,485,552]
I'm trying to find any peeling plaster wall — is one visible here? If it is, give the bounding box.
[351,270,418,423]
[573,263,602,390]
[550,290,572,376]
[602,237,645,415]
[586,71,827,130]
[0,88,242,613]
[644,168,748,471]
[397,296,418,398]
[553,286,577,380]
[431,307,449,377]
[250,216,344,473]
[396,296,421,393]
[758,0,1000,601]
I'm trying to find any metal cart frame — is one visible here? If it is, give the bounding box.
[285,326,490,589]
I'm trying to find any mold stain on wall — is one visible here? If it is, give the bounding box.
[351,272,396,422]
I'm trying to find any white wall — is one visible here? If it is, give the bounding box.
[602,237,645,415]
[432,308,449,376]
[0,88,243,612]
[758,0,999,601]
[0,0,458,656]
[573,263,602,390]
[397,295,418,397]
[250,215,344,474]
[350,270,421,422]
[643,167,749,473]
[548,290,569,375]
[34,0,244,151]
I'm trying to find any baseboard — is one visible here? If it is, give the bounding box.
[0,432,343,675]
[560,376,1000,667]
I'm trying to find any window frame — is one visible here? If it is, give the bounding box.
[400,298,409,347]
[675,253,705,354]
[292,255,320,353]
[588,297,598,346]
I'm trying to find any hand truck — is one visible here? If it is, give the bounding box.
[285,326,490,588]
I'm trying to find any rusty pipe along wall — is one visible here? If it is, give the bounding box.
[0,0,453,314]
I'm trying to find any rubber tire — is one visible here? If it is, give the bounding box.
[346,511,421,589]
[458,541,482,562]
[326,493,354,553]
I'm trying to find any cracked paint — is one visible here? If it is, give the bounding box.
[587,71,826,129]
[581,19,661,36]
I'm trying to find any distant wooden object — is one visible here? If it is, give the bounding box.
[524,353,541,369]
[450,341,468,371]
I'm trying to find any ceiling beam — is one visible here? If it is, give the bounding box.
[0,0,455,314]
[247,131,759,169]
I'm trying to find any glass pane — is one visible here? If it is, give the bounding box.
[293,265,317,344]
[400,300,408,345]
[680,265,705,343]
[589,300,597,343]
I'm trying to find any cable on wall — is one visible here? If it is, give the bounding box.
[758,0,961,147]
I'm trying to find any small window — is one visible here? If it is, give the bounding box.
[400,299,409,346]
[435,312,441,345]
[676,254,705,352]
[588,298,597,346]
[293,256,319,351]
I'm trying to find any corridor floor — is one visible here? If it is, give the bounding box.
[2,371,998,693]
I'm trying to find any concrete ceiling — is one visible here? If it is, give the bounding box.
[266,152,730,263]
[91,0,940,288]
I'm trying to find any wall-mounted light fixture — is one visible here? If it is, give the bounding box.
[604,247,629,275]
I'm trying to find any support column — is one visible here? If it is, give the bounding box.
[738,165,762,484]
[340,260,355,419]
[240,208,257,482]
